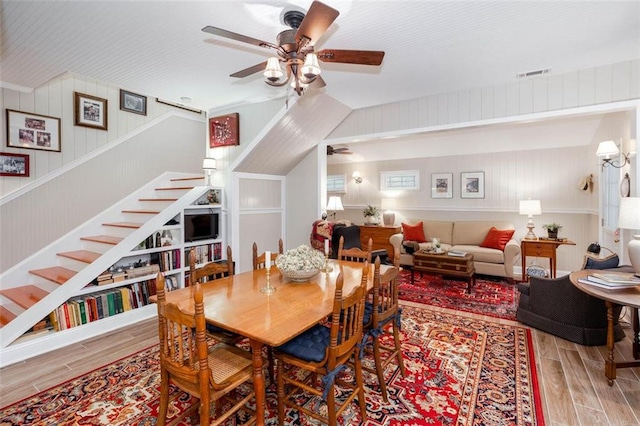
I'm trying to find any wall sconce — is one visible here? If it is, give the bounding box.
[202,158,217,186]
[519,199,541,240]
[596,140,630,169]
[352,171,363,184]
[326,196,344,220]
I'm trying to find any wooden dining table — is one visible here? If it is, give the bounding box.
[156,259,390,426]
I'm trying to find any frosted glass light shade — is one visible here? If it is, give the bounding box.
[618,197,640,274]
[596,140,619,158]
[301,53,321,79]
[264,57,283,82]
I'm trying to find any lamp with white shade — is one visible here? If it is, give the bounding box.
[596,140,630,169]
[381,198,397,226]
[326,196,344,220]
[519,199,542,240]
[618,197,640,274]
[202,158,216,186]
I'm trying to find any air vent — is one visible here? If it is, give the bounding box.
[516,68,552,78]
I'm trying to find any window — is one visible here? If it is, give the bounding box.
[327,174,346,193]
[380,170,420,191]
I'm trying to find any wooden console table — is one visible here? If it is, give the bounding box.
[521,238,576,280]
[569,270,640,385]
[358,225,400,257]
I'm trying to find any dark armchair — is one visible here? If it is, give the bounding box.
[330,224,387,262]
[517,274,625,345]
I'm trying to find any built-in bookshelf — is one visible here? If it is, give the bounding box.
[26,188,225,336]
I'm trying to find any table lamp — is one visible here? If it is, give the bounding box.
[381,198,397,226]
[618,197,640,273]
[519,199,541,240]
[202,158,216,186]
[326,196,344,220]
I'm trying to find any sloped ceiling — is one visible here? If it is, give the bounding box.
[233,93,351,174]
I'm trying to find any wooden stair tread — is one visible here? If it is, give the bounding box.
[80,235,123,245]
[122,209,160,214]
[138,198,178,202]
[102,222,143,229]
[1,285,51,309]
[29,266,77,284]
[155,186,195,191]
[0,306,17,327]
[57,250,101,263]
[171,176,204,182]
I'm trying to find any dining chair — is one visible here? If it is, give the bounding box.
[252,239,284,270]
[189,247,243,346]
[274,264,369,426]
[361,254,406,402]
[337,235,373,263]
[155,272,257,426]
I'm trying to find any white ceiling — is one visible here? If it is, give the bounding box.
[1,0,638,114]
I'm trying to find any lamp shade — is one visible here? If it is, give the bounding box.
[381,198,397,211]
[326,196,344,211]
[202,158,217,170]
[618,197,640,230]
[519,199,541,216]
[596,140,619,158]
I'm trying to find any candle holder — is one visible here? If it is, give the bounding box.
[260,268,276,294]
[322,253,333,273]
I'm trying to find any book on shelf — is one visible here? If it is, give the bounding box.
[448,250,467,257]
[591,272,640,284]
[579,277,640,290]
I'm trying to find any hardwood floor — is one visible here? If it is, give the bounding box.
[1,304,638,425]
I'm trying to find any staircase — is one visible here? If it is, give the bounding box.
[0,172,210,366]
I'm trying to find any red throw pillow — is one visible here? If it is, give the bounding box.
[402,222,427,243]
[480,227,515,251]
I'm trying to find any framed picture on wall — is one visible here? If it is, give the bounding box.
[74,92,108,130]
[209,113,239,148]
[6,109,61,152]
[460,171,485,198]
[0,152,29,177]
[120,90,147,115]
[431,173,453,198]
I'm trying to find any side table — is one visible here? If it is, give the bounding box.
[358,225,401,258]
[521,238,576,281]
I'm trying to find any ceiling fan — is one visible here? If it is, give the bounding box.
[327,145,352,155]
[202,1,384,95]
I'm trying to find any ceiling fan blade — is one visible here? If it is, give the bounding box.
[316,49,385,66]
[202,25,279,51]
[295,1,339,46]
[230,61,268,78]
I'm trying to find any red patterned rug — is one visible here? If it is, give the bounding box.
[398,269,519,320]
[0,304,543,425]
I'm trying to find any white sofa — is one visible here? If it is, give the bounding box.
[389,220,520,280]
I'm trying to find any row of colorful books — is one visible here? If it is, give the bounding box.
[188,242,223,265]
[578,272,640,290]
[49,280,158,331]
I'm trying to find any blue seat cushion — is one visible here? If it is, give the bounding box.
[277,324,330,362]
[582,254,620,270]
[363,301,373,325]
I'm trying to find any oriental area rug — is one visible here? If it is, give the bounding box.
[0,304,544,425]
[398,269,519,320]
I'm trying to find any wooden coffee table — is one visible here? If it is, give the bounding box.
[412,250,476,293]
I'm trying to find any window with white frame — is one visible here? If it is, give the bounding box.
[327,174,347,193]
[380,170,420,191]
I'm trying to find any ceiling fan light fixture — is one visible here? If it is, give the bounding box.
[301,53,321,79]
[264,57,284,82]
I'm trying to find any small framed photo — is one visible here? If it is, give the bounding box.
[74,92,108,130]
[120,89,147,116]
[0,152,29,177]
[6,109,61,152]
[461,171,485,199]
[209,113,239,148]
[431,173,453,198]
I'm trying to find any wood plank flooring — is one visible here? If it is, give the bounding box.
[0,303,638,425]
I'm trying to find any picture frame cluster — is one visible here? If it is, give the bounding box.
[431,171,485,199]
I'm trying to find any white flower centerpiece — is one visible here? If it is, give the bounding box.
[275,244,325,282]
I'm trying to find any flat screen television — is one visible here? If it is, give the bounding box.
[184,212,219,242]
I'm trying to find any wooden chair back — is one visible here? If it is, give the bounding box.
[189,246,233,286]
[371,256,400,328]
[155,272,256,426]
[252,239,284,270]
[337,236,373,263]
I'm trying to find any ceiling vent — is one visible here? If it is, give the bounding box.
[516,68,552,78]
